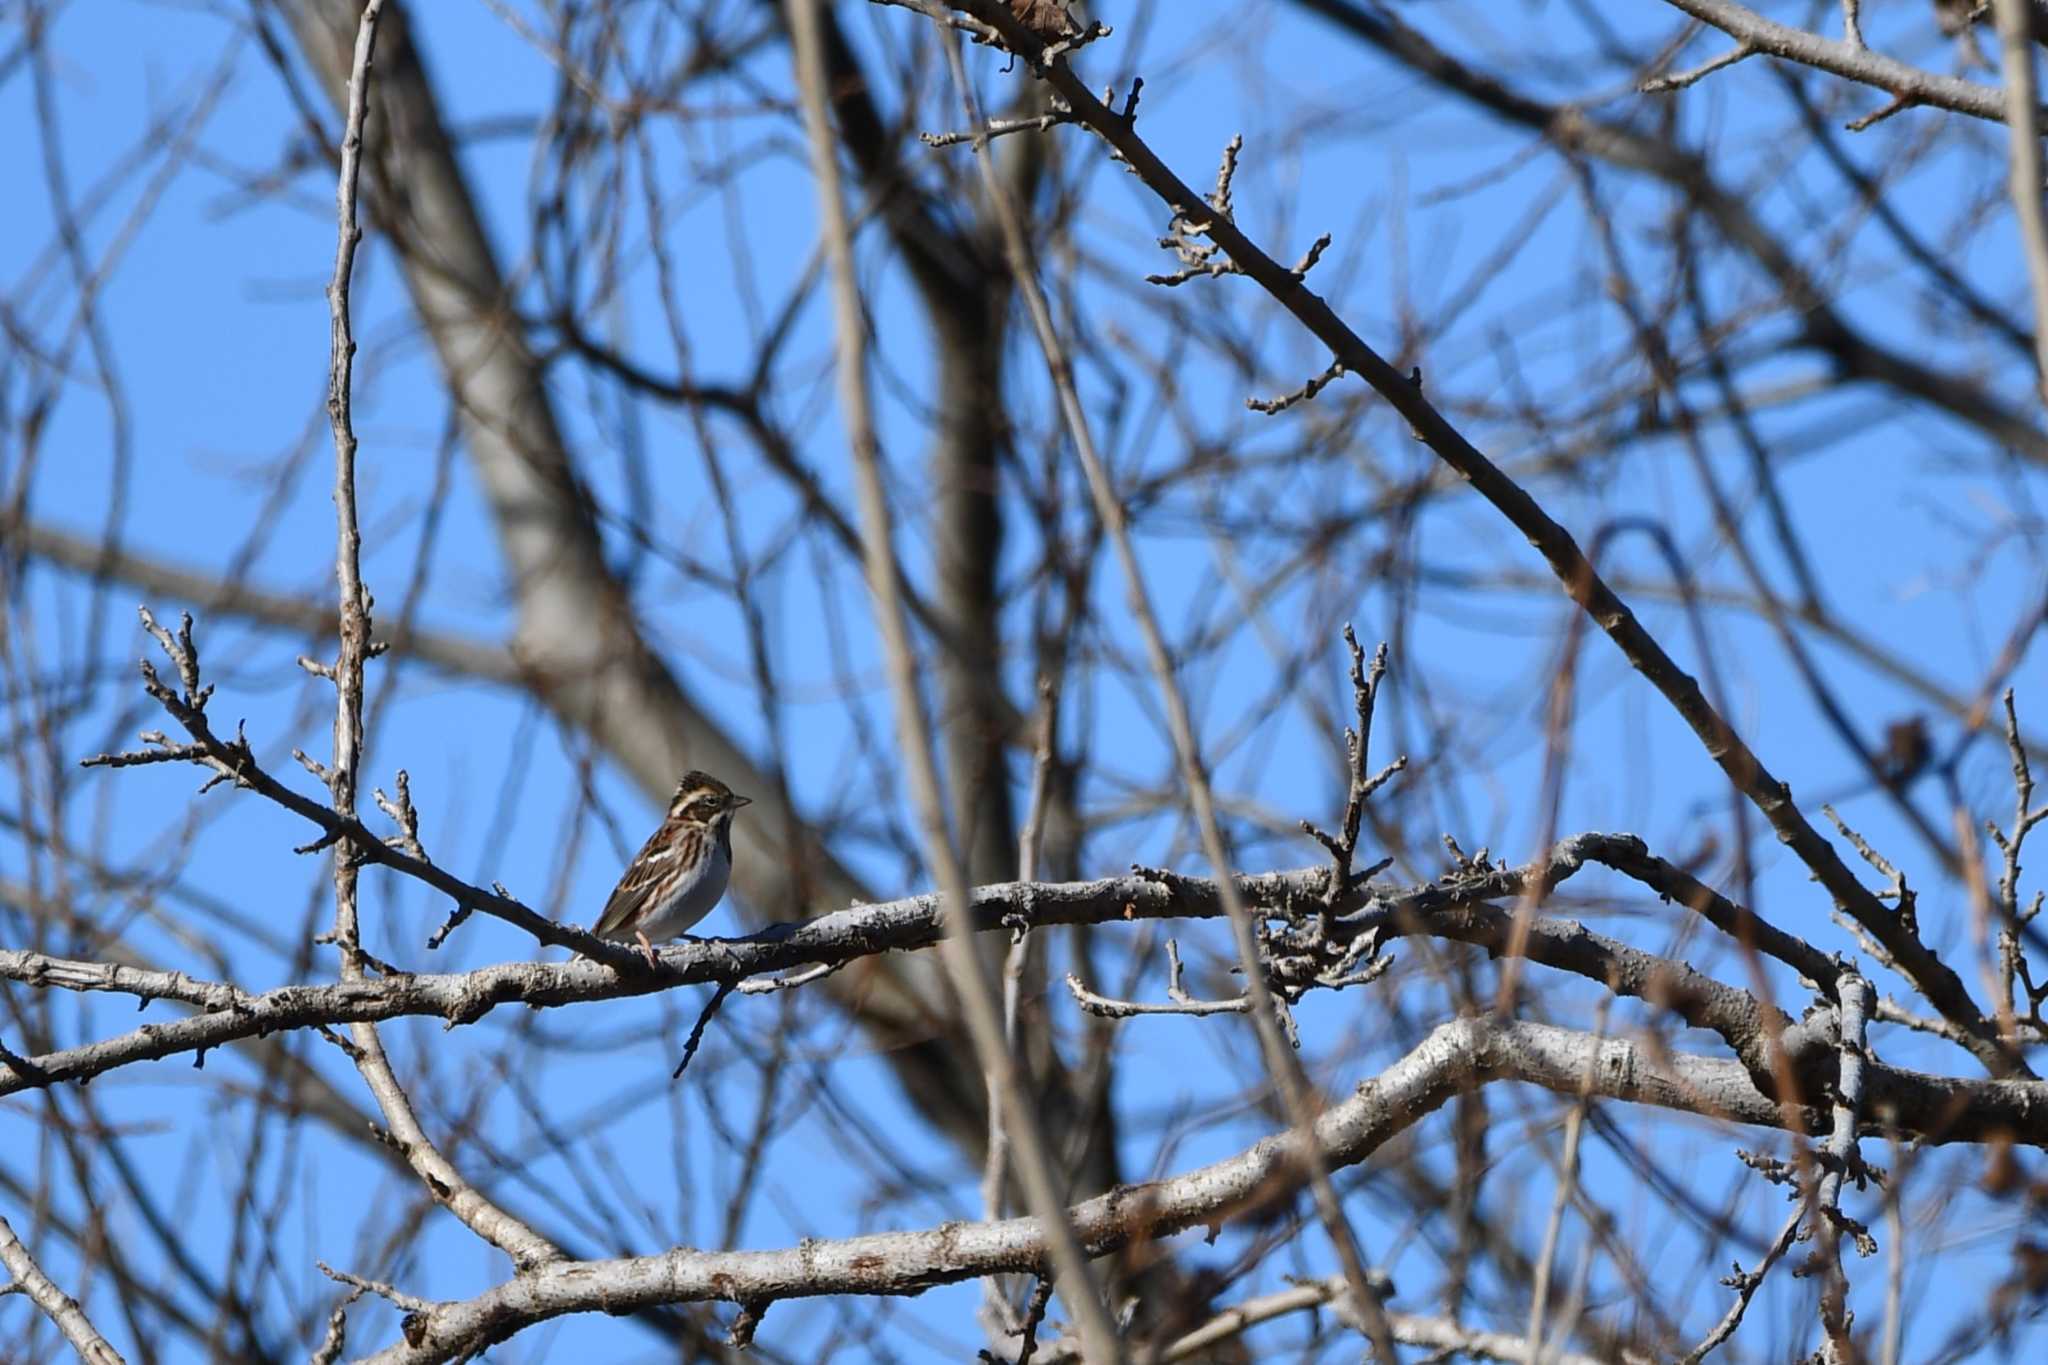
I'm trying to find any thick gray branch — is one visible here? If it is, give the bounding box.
[346,1014,1933,1363]
[1658,0,2010,121]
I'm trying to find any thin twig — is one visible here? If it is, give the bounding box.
[931,13,1399,1356]
[1676,1203,1806,1364]
[937,0,2024,1083]
[1527,1003,1609,1358]
[315,0,561,1275]
[782,2,1118,1357]
[1813,974,1878,1360]
[1063,938,1255,1019]
[984,678,1061,1337]
[1640,43,1755,93]
[1992,0,2048,401]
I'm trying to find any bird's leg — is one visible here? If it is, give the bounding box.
[636,930,659,969]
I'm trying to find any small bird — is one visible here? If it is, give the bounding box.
[592,771,751,966]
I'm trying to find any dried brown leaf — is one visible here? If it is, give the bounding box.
[1008,0,1073,41]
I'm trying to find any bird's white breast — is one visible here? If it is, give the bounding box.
[637,829,731,939]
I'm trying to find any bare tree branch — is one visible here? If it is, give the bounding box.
[0,1212,125,1365]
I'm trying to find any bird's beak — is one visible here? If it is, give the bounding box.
[732,794,753,808]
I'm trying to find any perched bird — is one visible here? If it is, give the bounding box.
[592,771,751,966]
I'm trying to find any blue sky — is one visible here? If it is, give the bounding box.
[4,1,2046,1360]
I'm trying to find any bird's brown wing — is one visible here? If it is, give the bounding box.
[591,821,676,937]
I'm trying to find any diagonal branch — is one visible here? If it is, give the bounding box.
[312,0,562,1274]
[933,20,1401,1358]
[1288,0,2048,463]
[935,0,2025,1080]
[273,0,1040,1177]
[781,1,1119,1355]
[0,1213,125,1365]
[1654,0,2011,121]
[348,1013,2020,1363]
